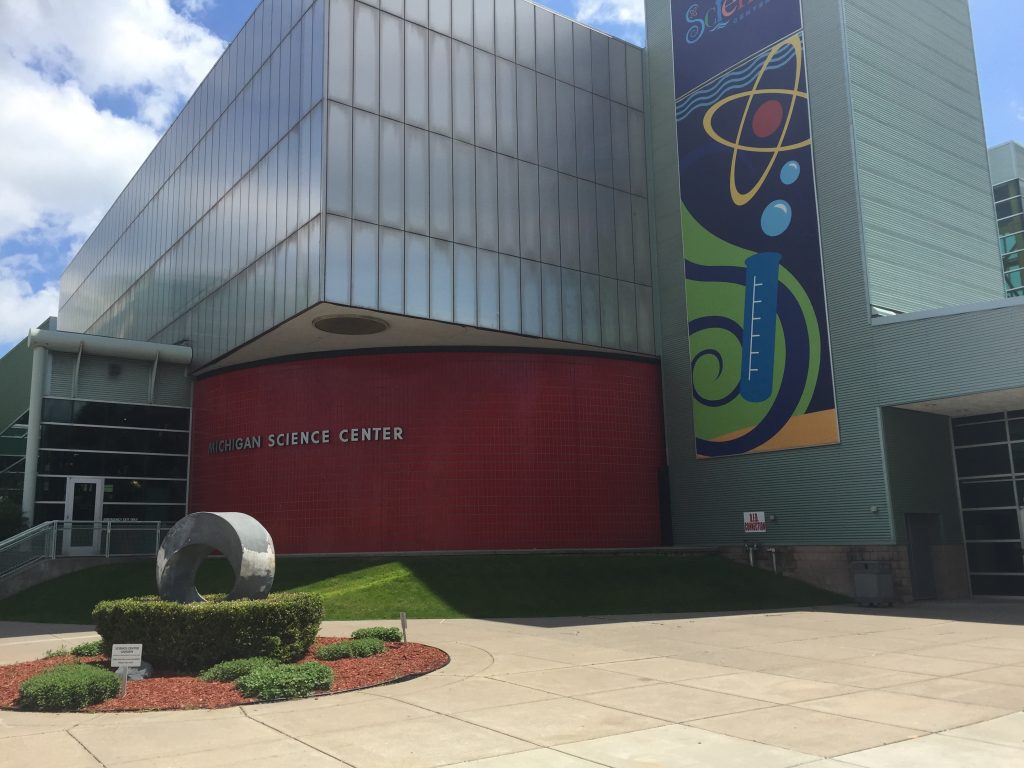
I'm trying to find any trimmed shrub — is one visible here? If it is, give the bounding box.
[351,626,403,643]
[234,662,333,700]
[19,664,120,711]
[92,592,323,672]
[71,640,105,657]
[199,657,280,683]
[315,638,386,660]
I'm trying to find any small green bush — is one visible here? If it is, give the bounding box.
[199,657,280,683]
[351,626,403,643]
[234,662,333,700]
[315,638,386,660]
[71,640,105,657]
[19,664,120,711]
[92,592,323,672]
[44,647,69,658]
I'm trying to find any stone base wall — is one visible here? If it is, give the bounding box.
[719,545,914,603]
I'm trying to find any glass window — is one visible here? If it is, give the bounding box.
[967,542,1024,573]
[1000,233,1019,256]
[971,574,1024,596]
[40,425,189,455]
[996,197,1023,219]
[953,413,1006,426]
[38,450,188,479]
[103,504,186,524]
[1013,442,1024,474]
[953,419,1007,446]
[959,480,1016,509]
[42,398,73,423]
[955,444,1012,477]
[994,180,1021,201]
[998,214,1024,236]
[35,476,67,502]
[69,401,190,431]
[962,509,1021,540]
[103,478,188,504]
[1005,269,1023,292]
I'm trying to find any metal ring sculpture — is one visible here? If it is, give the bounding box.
[156,512,275,603]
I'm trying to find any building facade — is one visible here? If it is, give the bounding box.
[5,0,1024,599]
[989,141,1024,298]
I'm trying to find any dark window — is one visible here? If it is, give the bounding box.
[37,451,188,478]
[71,401,190,430]
[102,504,186,524]
[959,480,1016,509]
[35,476,67,502]
[40,424,189,455]
[1013,443,1024,474]
[967,542,1024,573]
[962,509,1021,540]
[998,214,1024,236]
[971,574,1024,596]
[41,399,73,423]
[33,504,63,523]
[103,479,187,504]
[952,420,1007,446]
[995,180,1022,201]
[997,197,1024,219]
[952,413,1006,426]
[1000,234,1020,256]
[955,444,1012,477]
[1009,420,1024,441]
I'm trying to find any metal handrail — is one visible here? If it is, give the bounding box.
[0,520,54,551]
[0,520,171,582]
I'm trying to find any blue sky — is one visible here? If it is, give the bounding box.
[0,0,1020,357]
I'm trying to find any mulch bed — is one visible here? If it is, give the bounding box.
[0,637,448,712]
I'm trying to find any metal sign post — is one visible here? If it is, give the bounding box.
[110,644,142,698]
[399,611,407,643]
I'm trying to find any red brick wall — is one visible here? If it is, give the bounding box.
[189,351,665,553]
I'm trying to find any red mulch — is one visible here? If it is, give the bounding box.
[0,638,448,712]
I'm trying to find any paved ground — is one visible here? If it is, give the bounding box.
[2,601,1024,767]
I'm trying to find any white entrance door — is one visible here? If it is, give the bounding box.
[62,477,104,555]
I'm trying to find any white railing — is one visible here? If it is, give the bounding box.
[0,520,170,581]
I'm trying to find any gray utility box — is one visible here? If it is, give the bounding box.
[851,561,895,606]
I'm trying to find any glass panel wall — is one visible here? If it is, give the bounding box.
[34,397,189,525]
[953,411,1024,595]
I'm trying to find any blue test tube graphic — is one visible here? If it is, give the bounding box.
[740,252,782,403]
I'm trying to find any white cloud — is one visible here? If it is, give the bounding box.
[575,0,646,27]
[0,256,59,346]
[0,0,225,342]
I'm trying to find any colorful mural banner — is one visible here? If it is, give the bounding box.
[671,0,839,458]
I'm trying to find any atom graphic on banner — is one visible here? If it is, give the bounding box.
[702,34,809,207]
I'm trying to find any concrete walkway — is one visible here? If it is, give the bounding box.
[2,601,1024,766]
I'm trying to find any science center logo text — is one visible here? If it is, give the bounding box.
[208,426,405,455]
[684,0,776,44]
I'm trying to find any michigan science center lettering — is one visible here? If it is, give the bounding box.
[209,426,405,455]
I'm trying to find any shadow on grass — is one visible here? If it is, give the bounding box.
[0,552,850,625]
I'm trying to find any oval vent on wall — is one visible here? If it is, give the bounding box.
[313,315,389,335]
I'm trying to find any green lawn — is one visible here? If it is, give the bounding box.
[0,553,849,625]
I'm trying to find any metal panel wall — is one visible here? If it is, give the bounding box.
[844,0,1003,312]
[322,0,653,355]
[58,0,327,369]
[646,0,894,545]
